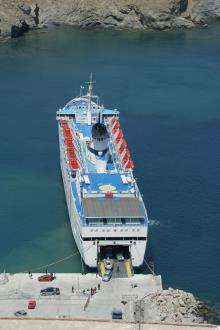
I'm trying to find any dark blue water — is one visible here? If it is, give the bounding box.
[0,24,220,320]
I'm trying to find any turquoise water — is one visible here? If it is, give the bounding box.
[0,24,220,320]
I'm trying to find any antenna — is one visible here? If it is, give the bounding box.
[86,73,96,97]
[85,73,95,126]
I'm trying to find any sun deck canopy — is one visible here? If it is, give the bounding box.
[82,197,145,218]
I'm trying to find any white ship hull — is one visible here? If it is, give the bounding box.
[57,78,149,269]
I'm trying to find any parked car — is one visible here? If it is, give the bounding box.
[28,300,36,309]
[40,287,60,296]
[104,257,113,270]
[111,308,123,319]
[116,252,124,261]
[14,310,27,317]
[38,274,55,282]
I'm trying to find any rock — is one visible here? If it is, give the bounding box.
[179,298,186,307]
[0,0,220,39]
[11,20,29,38]
[18,3,31,15]
[142,288,209,323]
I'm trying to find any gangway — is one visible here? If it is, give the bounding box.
[111,260,128,279]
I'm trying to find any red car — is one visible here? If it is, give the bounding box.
[28,300,36,309]
[38,274,55,282]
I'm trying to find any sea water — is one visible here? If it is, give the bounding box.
[0,24,220,321]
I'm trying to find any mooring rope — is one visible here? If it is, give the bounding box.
[21,242,94,273]
[134,244,156,276]
[23,251,80,273]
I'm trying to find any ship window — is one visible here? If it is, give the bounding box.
[107,218,116,224]
[87,218,102,224]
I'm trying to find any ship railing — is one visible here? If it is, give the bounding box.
[81,221,147,227]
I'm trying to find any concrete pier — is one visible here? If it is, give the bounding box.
[0,273,218,330]
[0,273,162,320]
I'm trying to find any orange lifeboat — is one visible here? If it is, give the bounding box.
[64,132,71,139]
[126,159,134,169]
[115,130,123,144]
[118,143,126,155]
[69,159,80,169]
[125,148,131,158]
[67,149,75,158]
[112,122,120,132]
[121,154,129,166]
[112,126,119,135]
[118,139,127,150]
[63,128,71,134]
[112,119,120,130]
[67,146,75,153]
[111,118,117,125]
[64,138,72,144]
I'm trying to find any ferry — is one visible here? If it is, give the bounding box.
[56,76,148,270]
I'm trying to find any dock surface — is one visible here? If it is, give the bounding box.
[0,272,218,330]
[0,272,161,320]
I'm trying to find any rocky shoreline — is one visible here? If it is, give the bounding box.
[0,0,220,39]
[142,288,209,323]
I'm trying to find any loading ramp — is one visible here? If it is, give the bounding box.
[111,259,133,279]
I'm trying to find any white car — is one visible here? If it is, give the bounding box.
[14,310,27,317]
[103,269,112,282]
[116,253,124,261]
[104,258,113,270]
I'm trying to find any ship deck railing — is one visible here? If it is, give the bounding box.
[80,220,147,227]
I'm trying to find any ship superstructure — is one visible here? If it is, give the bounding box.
[56,77,148,269]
